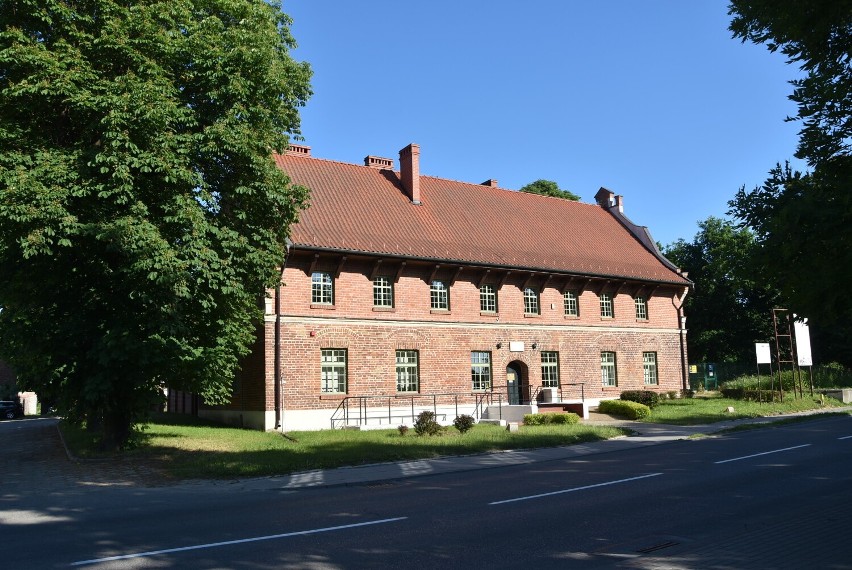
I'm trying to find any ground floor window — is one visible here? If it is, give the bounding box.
[643,351,658,385]
[601,351,617,387]
[541,351,559,387]
[321,349,347,393]
[471,351,491,391]
[396,350,419,392]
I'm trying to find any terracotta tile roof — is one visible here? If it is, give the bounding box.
[274,153,689,285]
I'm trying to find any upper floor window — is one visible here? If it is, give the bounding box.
[480,284,497,313]
[320,349,347,393]
[541,351,560,388]
[600,293,613,318]
[643,352,658,385]
[563,290,579,317]
[471,351,492,391]
[523,287,540,315]
[430,280,449,310]
[311,272,333,305]
[373,276,393,308]
[396,350,419,392]
[601,351,617,387]
[635,296,648,320]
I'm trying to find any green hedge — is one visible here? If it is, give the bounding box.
[522,412,580,425]
[719,387,781,402]
[620,390,661,409]
[599,399,651,420]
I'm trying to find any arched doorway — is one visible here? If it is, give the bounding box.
[506,360,529,405]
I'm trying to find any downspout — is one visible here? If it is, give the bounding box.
[672,286,690,391]
[274,239,293,431]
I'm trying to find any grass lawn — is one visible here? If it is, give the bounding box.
[60,418,629,480]
[643,392,846,425]
[59,392,847,480]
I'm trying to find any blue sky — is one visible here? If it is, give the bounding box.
[284,1,804,247]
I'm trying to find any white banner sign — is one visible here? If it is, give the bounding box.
[755,343,771,364]
[794,319,813,366]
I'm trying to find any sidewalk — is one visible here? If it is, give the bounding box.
[251,407,851,491]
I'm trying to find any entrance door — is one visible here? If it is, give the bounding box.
[507,364,522,405]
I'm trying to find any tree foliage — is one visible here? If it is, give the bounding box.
[519,179,580,201]
[727,1,852,365]
[663,218,778,363]
[0,0,311,448]
[729,0,852,165]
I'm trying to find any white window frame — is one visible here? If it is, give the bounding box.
[480,284,497,313]
[373,276,393,308]
[311,271,333,305]
[471,351,492,391]
[563,290,579,317]
[430,280,449,310]
[635,296,648,320]
[601,351,617,387]
[600,293,613,318]
[541,351,559,388]
[523,287,540,315]
[321,349,347,393]
[643,351,658,385]
[396,350,419,392]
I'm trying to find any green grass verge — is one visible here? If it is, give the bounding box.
[643,392,845,425]
[60,419,629,480]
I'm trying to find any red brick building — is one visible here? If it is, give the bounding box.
[198,143,691,431]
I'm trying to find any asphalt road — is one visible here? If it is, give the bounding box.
[2,415,851,569]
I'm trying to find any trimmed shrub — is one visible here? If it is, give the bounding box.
[548,412,580,425]
[413,411,443,436]
[453,414,475,433]
[397,425,409,436]
[599,399,651,420]
[523,412,580,425]
[620,390,661,409]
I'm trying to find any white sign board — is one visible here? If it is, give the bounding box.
[755,343,771,364]
[509,341,524,352]
[794,319,813,366]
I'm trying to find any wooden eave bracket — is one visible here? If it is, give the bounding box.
[522,272,537,291]
[308,253,319,276]
[429,264,442,284]
[334,256,347,279]
[497,271,512,289]
[540,273,553,292]
[448,266,463,286]
[477,269,491,289]
[369,259,383,280]
[393,261,406,284]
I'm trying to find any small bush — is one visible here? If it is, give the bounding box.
[397,425,409,436]
[620,390,660,409]
[453,414,475,433]
[548,412,580,425]
[523,413,546,425]
[413,411,443,436]
[599,399,651,420]
[523,412,580,425]
[667,391,679,400]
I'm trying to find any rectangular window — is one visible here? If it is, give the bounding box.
[480,284,497,313]
[321,349,347,393]
[523,287,540,315]
[635,296,648,320]
[373,276,393,307]
[396,350,419,392]
[311,272,333,305]
[563,290,579,317]
[600,293,613,318]
[601,351,617,387]
[541,351,560,388]
[430,280,449,310]
[643,352,658,385]
[471,351,492,391]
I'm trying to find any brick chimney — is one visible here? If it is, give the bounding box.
[481,179,498,187]
[285,144,311,156]
[364,155,394,169]
[399,143,421,205]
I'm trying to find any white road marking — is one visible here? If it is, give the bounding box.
[70,516,408,567]
[714,444,811,464]
[838,435,852,440]
[489,473,663,506]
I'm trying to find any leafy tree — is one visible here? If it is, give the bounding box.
[0,1,311,448]
[729,0,852,165]
[728,1,852,365]
[663,218,779,363]
[519,179,580,201]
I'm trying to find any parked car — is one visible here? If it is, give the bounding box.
[0,400,23,420]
